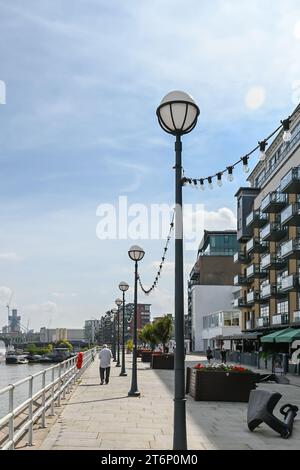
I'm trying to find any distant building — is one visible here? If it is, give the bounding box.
[40,327,84,343]
[188,230,239,352]
[126,303,151,333]
[84,319,101,343]
[8,309,21,334]
[202,310,242,351]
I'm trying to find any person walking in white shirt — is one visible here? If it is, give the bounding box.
[98,344,112,385]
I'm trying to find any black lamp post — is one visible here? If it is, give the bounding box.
[128,245,145,397]
[156,91,200,450]
[119,281,129,376]
[115,298,122,367]
[111,308,118,362]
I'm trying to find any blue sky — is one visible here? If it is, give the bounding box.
[0,0,300,330]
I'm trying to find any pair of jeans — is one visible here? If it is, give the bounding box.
[100,367,110,384]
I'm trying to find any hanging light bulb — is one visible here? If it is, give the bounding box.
[200,179,205,191]
[281,118,292,143]
[193,179,198,189]
[217,173,223,187]
[259,141,268,161]
[227,166,234,182]
[242,156,249,173]
[207,177,213,190]
[182,177,188,186]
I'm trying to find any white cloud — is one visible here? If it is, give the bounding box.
[0,252,23,261]
[245,87,266,110]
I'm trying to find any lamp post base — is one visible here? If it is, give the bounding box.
[128,390,140,397]
[120,372,127,376]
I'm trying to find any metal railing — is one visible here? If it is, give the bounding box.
[0,347,96,450]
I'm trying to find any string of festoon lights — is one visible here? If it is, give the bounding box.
[138,211,175,295]
[182,110,299,190]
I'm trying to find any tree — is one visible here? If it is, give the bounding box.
[139,323,158,351]
[126,338,133,352]
[152,315,173,352]
[55,339,73,351]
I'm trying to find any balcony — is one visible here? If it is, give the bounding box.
[234,251,250,264]
[271,314,289,326]
[280,238,300,260]
[280,203,300,226]
[260,283,276,299]
[260,223,287,242]
[234,275,249,286]
[246,264,268,280]
[261,192,288,213]
[292,311,300,324]
[277,274,299,293]
[257,317,270,328]
[260,253,286,271]
[246,291,260,305]
[281,167,300,194]
[246,210,269,229]
[233,297,248,308]
[246,237,269,254]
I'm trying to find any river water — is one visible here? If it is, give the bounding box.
[0,360,52,418]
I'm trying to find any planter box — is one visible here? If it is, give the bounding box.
[151,353,174,370]
[189,368,256,402]
[141,351,153,362]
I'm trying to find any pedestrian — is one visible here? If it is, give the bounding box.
[98,344,112,385]
[220,346,227,364]
[206,346,213,364]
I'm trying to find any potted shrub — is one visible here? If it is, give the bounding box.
[126,339,133,354]
[138,324,158,362]
[188,363,257,402]
[151,316,174,369]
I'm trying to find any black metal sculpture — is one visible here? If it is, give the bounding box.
[247,389,298,439]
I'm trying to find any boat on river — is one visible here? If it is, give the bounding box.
[5,351,29,364]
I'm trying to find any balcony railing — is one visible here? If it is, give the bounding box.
[260,283,276,299]
[257,316,270,328]
[246,237,269,253]
[246,264,267,279]
[280,238,300,259]
[246,210,268,228]
[271,313,289,326]
[234,275,248,286]
[281,166,300,194]
[234,251,249,264]
[278,274,299,292]
[260,222,287,242]
[247,291,260,304]
[233,297,247,308]
[280,203,300,226]
[261,192,288,213]
[293,311,300,323]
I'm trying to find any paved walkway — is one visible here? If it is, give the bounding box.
[34,354,300,450]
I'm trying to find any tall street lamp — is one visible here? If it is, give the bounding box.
[115,298,122,367]
[111,308,118,362]
[128,245,145,397]
[156,91,200,450]
[119,281,129,376]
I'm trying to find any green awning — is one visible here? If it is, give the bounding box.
[260,330,289,343]
[275,328,300,343]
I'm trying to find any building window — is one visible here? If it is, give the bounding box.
[277,301,288,315]
[260,305,269,317]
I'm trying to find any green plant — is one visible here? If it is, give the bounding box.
[55,339,73,351]
[126,339,133,352]
[139,323,158,351]
[152,315,173,352]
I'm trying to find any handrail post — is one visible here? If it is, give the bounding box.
[50,368,55,416]
[58,364,61,407]
[62,362,66,400]
[28,376,33,446]
[8,386,14,450]
[41,371,46,428]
